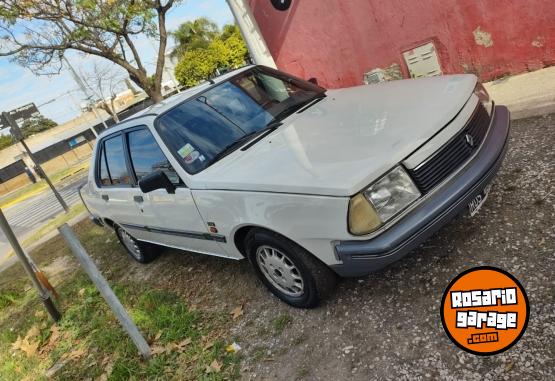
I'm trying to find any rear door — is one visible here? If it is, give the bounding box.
[125,127,228,256]
[96,133,147,239]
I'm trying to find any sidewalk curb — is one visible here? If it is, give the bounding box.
[0,185,48,210]
[484,66,555,120]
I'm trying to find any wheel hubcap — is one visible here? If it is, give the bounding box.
[255,245,304,297]
[119,228,142,259]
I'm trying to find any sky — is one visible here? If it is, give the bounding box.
[0,0,234,125]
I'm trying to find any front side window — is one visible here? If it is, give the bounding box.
[156,66,325,174]
[103,135,131,185]
[127,129,181,185]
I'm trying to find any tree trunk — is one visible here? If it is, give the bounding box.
[98,104,119,123]
[148,88,164,103]
[131,71,164,104]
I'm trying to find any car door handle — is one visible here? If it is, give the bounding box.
[133,195,144,203]
[101,194,109,201]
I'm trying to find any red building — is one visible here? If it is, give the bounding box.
[248,0,555,88]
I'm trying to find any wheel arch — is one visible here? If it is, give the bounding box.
[232,224,321,263]
[102,218,116,229]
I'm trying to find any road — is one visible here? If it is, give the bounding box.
[0,176,86,262]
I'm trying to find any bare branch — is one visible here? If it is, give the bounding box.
[0,0,180,101]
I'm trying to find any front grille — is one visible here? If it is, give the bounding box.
[409,103,491,193]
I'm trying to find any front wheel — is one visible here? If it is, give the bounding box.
[115,225,160,264]
[245,229,336,308]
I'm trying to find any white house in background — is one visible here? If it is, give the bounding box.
[161,51,181,95]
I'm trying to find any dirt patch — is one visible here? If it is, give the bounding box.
[41,256,78,287]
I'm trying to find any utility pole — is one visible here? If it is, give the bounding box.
[66,91,99,137]
[226,0,277,68]
[2,112,69,213]
[62,56,108,133]
[0,209,61,322]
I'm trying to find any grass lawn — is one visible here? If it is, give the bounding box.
[0,220,240,380]
[21,203,87,247]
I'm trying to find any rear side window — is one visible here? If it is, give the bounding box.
[98,147,110,185]
[103,135,130,185]
[127,129,181,185]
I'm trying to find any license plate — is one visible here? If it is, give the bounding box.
[468,185,491,217]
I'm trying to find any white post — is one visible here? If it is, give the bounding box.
[226,0,277,68]
[62,56,106,133]
[58,224,151,359]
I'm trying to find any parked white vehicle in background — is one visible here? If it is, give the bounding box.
[80,65,510,308]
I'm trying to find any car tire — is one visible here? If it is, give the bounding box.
[245,229,337,308]
[115,225,160,264]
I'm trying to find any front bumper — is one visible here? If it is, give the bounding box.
[331,105,510,277]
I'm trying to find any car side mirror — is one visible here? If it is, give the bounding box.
[138,170,176,194]
[308,77,319,85]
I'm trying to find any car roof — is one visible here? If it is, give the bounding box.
[97,65,255,138]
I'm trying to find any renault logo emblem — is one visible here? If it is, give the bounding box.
[465,134,475,148]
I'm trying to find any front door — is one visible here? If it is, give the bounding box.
[125,127,228,257]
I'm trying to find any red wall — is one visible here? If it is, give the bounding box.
[249,0,555,88]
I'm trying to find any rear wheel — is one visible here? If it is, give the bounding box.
[245,229,336,308]
[115,225,160,264]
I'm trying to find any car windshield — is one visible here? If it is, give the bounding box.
[155,66,326,174]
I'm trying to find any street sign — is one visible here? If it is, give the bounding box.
[0,103,40,130]
[1,112,23,140]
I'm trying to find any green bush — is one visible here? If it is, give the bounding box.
[175,48,219,87]
[0,134,14,150]
[173,20,249,87]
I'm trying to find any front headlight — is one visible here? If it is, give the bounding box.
[348,193,381,236]
[474,82,493,116]
[348,166,421,235]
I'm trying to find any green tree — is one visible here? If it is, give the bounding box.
[173,20,249,87]
[0,134,13,150]
[220,24,238,41]
[171,17,219,58]
[0,0,179,103]
[221,26,249,68]
[175,48,218,87]
[20,116,58,137]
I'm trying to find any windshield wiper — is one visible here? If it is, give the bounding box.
[240,121,283,151]
[206,124,279,167]
[267,93,326,126]
[296,95,325,114]
[205,134,255,167]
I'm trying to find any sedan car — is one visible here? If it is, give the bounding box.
[80,65,510,308]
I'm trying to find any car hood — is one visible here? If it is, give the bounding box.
[191,74,477,196]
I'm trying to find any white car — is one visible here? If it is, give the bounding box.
[80,65,510,308]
